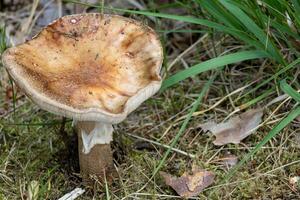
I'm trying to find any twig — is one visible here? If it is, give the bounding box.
[125,133,196,158]
[22,0,40,34]
[57,0,62,17]
[58,188,85,200]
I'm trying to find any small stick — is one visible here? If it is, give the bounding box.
[58,188,85,200]
[57,0,62,18]
[125,132,196,158]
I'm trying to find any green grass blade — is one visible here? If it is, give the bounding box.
[262,0,287,20]
[103,171,110,200]
[0,26,7,55]
[151,72,218,178]
[292,0,300,13]
[196,0,243,29]
[280,79,300,102]
[220,0,284,64]
[224,105,300,181]
[292,0,300,24]
[237,58,300,101]
[0,26,14,112]
[161,50,269,91]
[268,18,300,40]
[196,0,265,50]
[239,88,274,110]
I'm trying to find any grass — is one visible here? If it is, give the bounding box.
[0,26,7,54]
[161,50,269,91]
[0,0,300,199]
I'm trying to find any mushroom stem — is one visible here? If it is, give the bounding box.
[76,121,115,182]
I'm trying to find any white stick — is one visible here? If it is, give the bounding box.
[58,188,85,200]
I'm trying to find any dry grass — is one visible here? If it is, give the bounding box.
[0,0,300,199]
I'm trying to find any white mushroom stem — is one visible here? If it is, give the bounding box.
[78,121,113,154]
[74,121,115,182]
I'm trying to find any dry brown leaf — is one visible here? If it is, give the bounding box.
[200,109,263,145]
[160,166,214,198]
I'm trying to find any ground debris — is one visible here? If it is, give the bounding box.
[220,154,238,168]
[212,153,238,169]
[133,140,156,151]
[200,108,263,145]
[27,180,39,200]
[160,166,214,198]
[289,176,300,192]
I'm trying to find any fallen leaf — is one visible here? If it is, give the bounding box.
[160,166,214,198]
[200,109,263,145]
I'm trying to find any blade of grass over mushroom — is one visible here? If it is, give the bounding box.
[280,80,300,103]
[223,106,300,182]
[0,26,16,112]
[161,50,268,91]
[152,72,218,178]
[0,26,7,54]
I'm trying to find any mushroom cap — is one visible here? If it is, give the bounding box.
[2,13,163,124]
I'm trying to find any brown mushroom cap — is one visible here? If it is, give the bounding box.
[2,13,163,123]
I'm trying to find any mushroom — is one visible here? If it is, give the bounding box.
[2,13,163,181]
